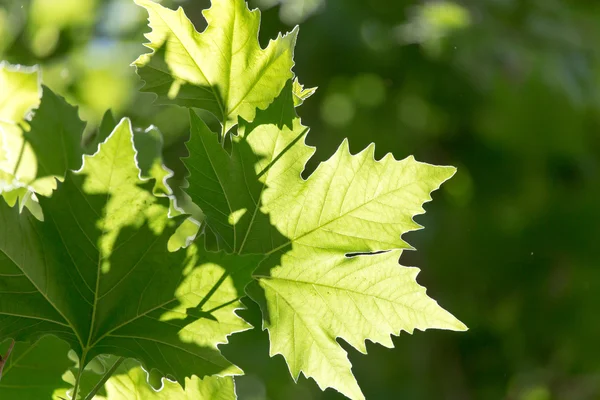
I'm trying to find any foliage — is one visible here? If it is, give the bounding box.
[3,0,597,398]
[0,0,465,399]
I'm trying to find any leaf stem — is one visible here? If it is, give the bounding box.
[11,140,25,176]
[83,356,125,400]
[220,120,227,147]
[0,339,15,379]
[72,350,88,399]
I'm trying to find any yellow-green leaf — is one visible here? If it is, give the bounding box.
[134,0,297,132]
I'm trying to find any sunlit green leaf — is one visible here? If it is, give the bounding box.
[133,0,297,131]
[0,119,259,398]
[0,63,46,217]
[0,62,40,123]
[292,78,317,107]
[99,360,236,400]
[182,82,466,399]
[85,110,117,156]
[0,0,468,398]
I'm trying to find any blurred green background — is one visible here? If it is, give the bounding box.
[1,0,599,399]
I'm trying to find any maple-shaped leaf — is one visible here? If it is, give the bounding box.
[133,0,297,132]
[247,250,465,400]
[0,119,261,398]
[182,85,466,399]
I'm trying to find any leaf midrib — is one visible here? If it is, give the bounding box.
[225,36,294,121]
[256,274,423,306]
[85,130,123,350]
[264,179,422,256]
[150,4,226,119]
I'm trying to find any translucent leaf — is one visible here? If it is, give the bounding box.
[0,67,84,218]
[0,63,44,215]
[292,78,317,107]
[0,119,260,398]
[182,84,466,399]
[133,0,297,131]
[0,62,40,122]
[100,360,236,400]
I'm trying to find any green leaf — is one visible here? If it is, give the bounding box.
[84,110,117,155]
[133,0,297,131]
[0,338,123,400]
[0,63,44,215]
[0,62,40,123]
[100,360,236,400]
[67,353,125,399]
[133,125,171,196]
[0,336,72,399]
[250,140,467,399]
[182,82,305,254]
[0,119,261,397]
[248,250,466,400]
[292,78,317,107]
[0,337,236,400]
[23,86,86,181]
[0,81,84,217]
[182,85,466,399]
[0,186,44,221]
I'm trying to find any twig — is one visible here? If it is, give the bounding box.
[0,340,15,380]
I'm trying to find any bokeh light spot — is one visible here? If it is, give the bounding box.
[352,74,386,108]
[321,93,356,128]
[398,95,430,131]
